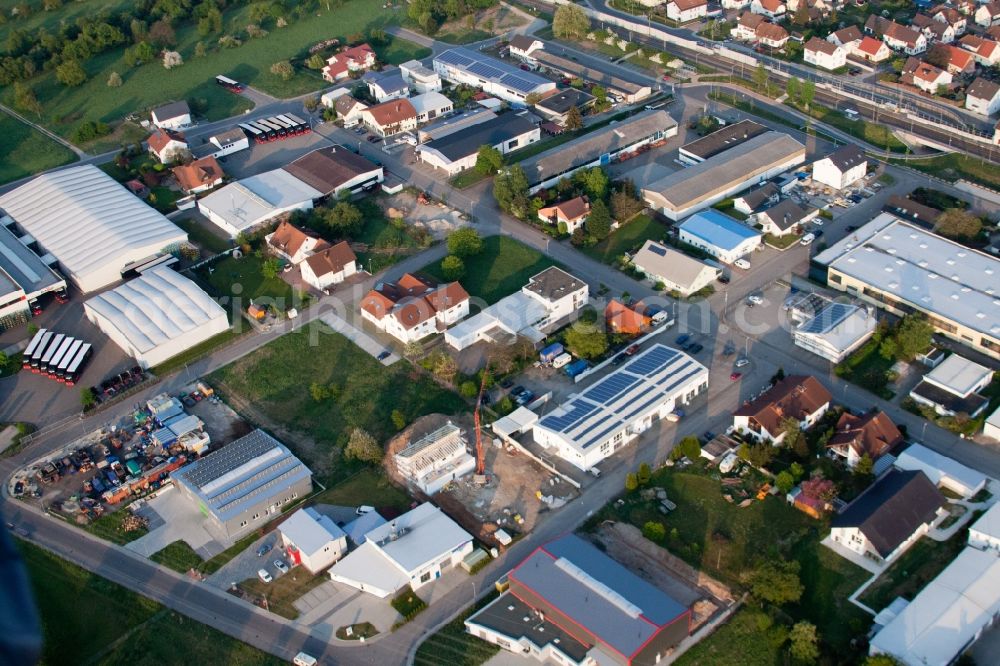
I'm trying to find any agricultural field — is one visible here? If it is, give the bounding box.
[0,112,78,185]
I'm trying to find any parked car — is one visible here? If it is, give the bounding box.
[625,344,640,356]
[515,391,535,406]
[717,274,730,284]
[747,294,763,305]
[274,559,289,574]
[611,353,628,366]
[701,431,716,442]
[499,378,513,389]
[800,233,816,246]
[510,386,526,398]
[257,569,273,583]
[675,333,691,347]
[54,290,69,304]
[376,350,391,361]
[735,357,750,368]
[730,372,743,381]
[688,343,704,354]
[733,258,751,270]
[256,543,272,558]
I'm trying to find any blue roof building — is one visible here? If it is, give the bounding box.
[678,209,762,264]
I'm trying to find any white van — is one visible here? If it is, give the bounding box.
[651,310,670,326]
[293,653,318,666]
[800,233,816,246]
[733,258,751,270]
[552,353,573,369]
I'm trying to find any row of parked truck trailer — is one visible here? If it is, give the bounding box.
[237,113,310,143]
[21,328,93,386]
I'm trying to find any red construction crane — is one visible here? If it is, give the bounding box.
[474,368,489,476]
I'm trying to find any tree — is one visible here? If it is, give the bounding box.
[610,189,643,222]
[786,76,800,101]
[324,202,364,237]
[637,462,651,485]
[790,461,805,480]
[592,85,607,103]
[448,228,485,257]
[642,521,666,542]
[737,442,774,469]
[391,409,407,430]
[936,208,982,240]
[441,255,465,281]
[124,41,156,67]
[801,477,838,502]
[194,41,206,57]
[575,167,609,201]
[149,19,177,47]
[855,453,874,477]
[56,60,87,86]
[565,105,583,130]
[345,428,382,463]
[524,91,542,106]
[106,71,123,87]
[789,621,819,663]
[779,416,803,450]
[261,258,282,279]
[162,51,183,69]
[925,43,951,70]
[81,387,96,411]
[585,199,612,241]
[12,82,41,116]
[792,1,810,26]
[800,80,816,110]
[309,382,331,402]
[433,353,458,384]
[625,472,638,491]
[753,63,769,95]
[493,165,530,218]
[776,470,795,494]
[864,657,904,666]
[459,380,479,398]
[564,324,608,359]
[748,560,803,606]
[890,314,933,362]
[553,3,590,40]
[672,435,701,461]
[403,340,423,360]
[270,60,294,80]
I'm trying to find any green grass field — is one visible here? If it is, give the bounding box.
[83,509,148,546]
[675,607,784,666]
[414,590,501,666]
[311,469,412,514]
[175,216,233,255]
[198,254,295,305]
[581,214,665,264]
[209,325,466,471]
[18,540,282,666]
[0,112,78,185]
[859,532,967,611]
[150,541,204,574]
[0,0,405,143]
[239,571,329,620]
[420,236,558,305]
[891,153,1000,190]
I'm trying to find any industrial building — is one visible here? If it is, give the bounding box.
[792,302,878,362]
[171,429,313,542]
[0,222,66,330]
[532,344,708,471]
[283,147,384,199]
[813,214,1000,360]
[433,47,556,104]
[198,169,321,237]
[677,119,768,165]
[894,443,988,500]
[328,503,473,598]
[393,422,475,495]
[0,165,188,293]
[534,88,596,125]
[466,534,691,666]
[677,210,762,264]
[518,110,678,193]
[637,132,806,220]
[279,507,348,574]
[416,112,540,175]
[631,240,720,296]
[530,50,652,103]
[83,267,229,369]
[909,353,994,418]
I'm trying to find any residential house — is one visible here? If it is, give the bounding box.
[364,69,410,103]
[399,59,442,93]
[534,88,596,125]
[812,143,867,190]
[733,375,832,444]
[300,241,357,291]
[757,21,791,48]
[666,0,708,22]
[361,99,418,137]
[322,43,376,82]
[829,470,945,564]
[360,274,470,343]
[507,34,544,61]
[751,0,786,19]
[901,57,952,93]
[755,199,818,236]
[827,411,903,469]
[734,182,780,214]
[171,156,224,194]
[976,1,1000,28]
[942,44,976,74]
[335,96,368,128]
[408,91,453,124]
[930,4,967,35]
[828,25,863,50]
[867,16,928,54]
[733,12,766,42]
[959,34,1000,66]
[677,209,763,263]
[631,240,721,296]
[265,220,329,265]
[723,0,751,7]
[605,299,651,335]
[537,196,590,233]
[966,77,1000,115]
[279,507,348,575]
[394,422,475,495]
[327,503,474,598]
[787,0,833,15]
[913,13,956,44]
[805,37,847,70]
[147,128,188,163]
[910,353,994,417]
[150,101,191,130]
[854,36,893,63]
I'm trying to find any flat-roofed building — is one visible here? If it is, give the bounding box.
[531,50,652,103]
[677,209,762,264]
[417,108,496,143]
[279,507,348,574]
[394,422,475,495]
[399,59,442,93]
[678,119,768,165]
[416,112,540,175]
[968,501,1000,551]
[793,302,877,362]
[519,110,677,193]
[894,443,988,499]
[639,132,806,220]
[632,240,720,296]
[532,344,708,471]
[0,220,66,329]
[171,429,313,542]
[198,169,321,237]
[534,88,596,125]
[434,47,556,104]
[910,353,993,418]
[814,214,1000,360]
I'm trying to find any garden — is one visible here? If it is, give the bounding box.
[835,314,935,400]
[858,529,969,612]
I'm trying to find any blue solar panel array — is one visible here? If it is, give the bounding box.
[625,345,678,377]
[540,399,599,434]
[799,302,855,335]
[583,373,642,406]
[436,47,549,93]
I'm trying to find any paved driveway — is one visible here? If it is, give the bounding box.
[318,312,399,365]
[207,530,283,590]
[127,485,227,559]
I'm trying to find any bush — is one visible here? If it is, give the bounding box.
[71,120,111,143]
[459,381,479,398]
[642,521,666,542]
[441,255,465,281]
[447,228,484,257]
[270,61,294,80]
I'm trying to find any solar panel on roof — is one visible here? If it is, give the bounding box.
[540,399,599,433]
[649,245,667,257]
[626,346,677,376]
[583,373,642,405]
[469,61,504,79]
[582,420,624,449]
[799,303,856,335]
[502,74,540,93]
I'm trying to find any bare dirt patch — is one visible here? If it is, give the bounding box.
[378,191,467,240]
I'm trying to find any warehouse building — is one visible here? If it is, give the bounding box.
[638,132,806,220]
[531,49,652,103]
[283,147,384,199]
[0,222,66,330]
[894,443,988,500]
[518,110,678,193]
[83,266,229,369]
[416,112,540,175]
[434,47,556,104]
[678,119,768,165]
[532,344,708,471]
[813,214,1000,360]
[418,108,496,143]
[466,534,691,666]
[0,165,188,293]
[172,429,313,542]
[909,353,994,418]
[534,88,595,125]
[677,210,762,264]
[198,169,321,237]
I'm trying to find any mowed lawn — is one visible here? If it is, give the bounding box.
[198,254,295,305]
[18,540,282,666]
[0,0,410,142]
[0,112,78,185]
[421,236,559,305]
[209,325,466,465]
[581,214,666,264]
